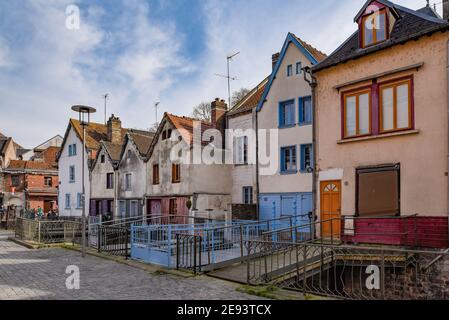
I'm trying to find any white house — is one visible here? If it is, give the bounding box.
[117,131,154,219]
[226,77,268,220]
[256,33,326,223]
[58,115,127,217]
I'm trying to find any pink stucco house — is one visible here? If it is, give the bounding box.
[312,0,449,248]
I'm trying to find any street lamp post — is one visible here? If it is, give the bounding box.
[71,105,96,258]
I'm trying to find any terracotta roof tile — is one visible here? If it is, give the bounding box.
[292,34,328,62]
[70,119,128,151]
[165,113,215,145]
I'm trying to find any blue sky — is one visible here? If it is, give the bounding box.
[0,0,436,147]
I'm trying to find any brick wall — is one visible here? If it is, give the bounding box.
[232,204,257,221]
[26,174,59,189]
[4,173,25,192]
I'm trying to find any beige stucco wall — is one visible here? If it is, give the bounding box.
[228,111,257,204]
[258,42,313,194]
[315,32,449,217]
[90,147,115,200]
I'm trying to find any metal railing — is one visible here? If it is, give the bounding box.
[262,214,448,249]
[176,234,202,274]
[14,217,82,244]
[97,225,130,258]
[246,239,449,300]
[130,214,311,270]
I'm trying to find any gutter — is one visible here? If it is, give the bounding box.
[443,20,449,245]
[304,66,318,234]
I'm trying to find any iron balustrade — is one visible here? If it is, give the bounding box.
[97,224,130,258]
[176,233,202,274]
[14,217,82,244]
[245,239,449,300]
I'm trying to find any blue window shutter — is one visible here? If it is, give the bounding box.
[298,97,304,124]
[292,146,297,170]
[279,103,283,127]
[300,145,306,172]
[280,148,285,172]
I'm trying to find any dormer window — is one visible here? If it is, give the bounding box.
[361,8,387,48]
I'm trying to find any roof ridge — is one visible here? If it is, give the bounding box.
[166,112,212,125]
[290,33,328,61]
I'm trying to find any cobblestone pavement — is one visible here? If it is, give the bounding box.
[0,236,260,300]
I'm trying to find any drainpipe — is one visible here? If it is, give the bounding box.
[304,66,318,230]
[447,40,449,241]
[255,108,260,221]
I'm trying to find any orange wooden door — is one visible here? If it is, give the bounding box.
[320,181,341,238]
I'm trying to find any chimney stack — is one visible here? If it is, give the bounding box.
[444,0,449,20]
[107,114,122,144]
[211,98,228,129]
[272,52,280,71]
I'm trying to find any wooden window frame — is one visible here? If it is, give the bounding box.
[153,164,160,185]
[379,77,414,134]
[361,8,388,48]
[169,198,178,215]
[172,163,181,183]
[44,176,52,187]
[342,88,372,139]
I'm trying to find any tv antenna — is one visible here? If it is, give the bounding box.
[154,101,160,123]
[214,51,240,108]
[103,93,109,124]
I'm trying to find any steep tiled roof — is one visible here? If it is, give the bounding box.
[70,119,127,150]
[166,113,215,146]
[6,160,57,171]
[102,142,123,162]
[228,77,269,116]
[128,131,155,156]
[291,34,328,62]
[313,1,449,72]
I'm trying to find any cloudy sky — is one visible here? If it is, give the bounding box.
[0,0,437,148]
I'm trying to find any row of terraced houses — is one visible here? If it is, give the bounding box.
[58,0,449,248]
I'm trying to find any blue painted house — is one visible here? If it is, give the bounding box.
[256,33,326,224]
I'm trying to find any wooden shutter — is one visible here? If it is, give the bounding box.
[357,165,400,217]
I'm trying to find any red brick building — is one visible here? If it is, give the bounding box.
[2,152,59,212]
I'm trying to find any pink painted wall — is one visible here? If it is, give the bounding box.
[315,31,449,218]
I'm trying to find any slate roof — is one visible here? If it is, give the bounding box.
[228,77,269,117]
[313,1,449,72]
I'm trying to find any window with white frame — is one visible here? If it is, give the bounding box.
[125,173,132,191]
[243,187,253,204]
[235,136,248,165]
[76,193,83,209]
[65,194,71,209]
[69,166,75,182]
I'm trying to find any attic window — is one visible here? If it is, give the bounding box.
[101,154,105,163]
[361,8,387,48]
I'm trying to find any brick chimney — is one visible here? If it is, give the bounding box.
[444,0,449,20]
[272,52,280,71]
[107,114,122,144]
[211,98,227,128]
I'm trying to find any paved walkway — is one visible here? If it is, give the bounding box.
[0,236,260,300]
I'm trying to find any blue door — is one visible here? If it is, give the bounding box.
[259,195,280,232]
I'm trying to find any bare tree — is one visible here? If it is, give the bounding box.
[191,102,211,121]
[231,88,250,107]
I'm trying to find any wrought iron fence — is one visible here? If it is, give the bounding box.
[14,217,82,244]
[97,225,130,258]
[176,234,202,274]
[246,240,449,300]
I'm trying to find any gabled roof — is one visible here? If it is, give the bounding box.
[128,131,155,157]
[256,33,326,112]
[228,76,269,117]
[58,118,129,161]
[146,112,215,160]
[313,0,449,72]
[354,0,400,22]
